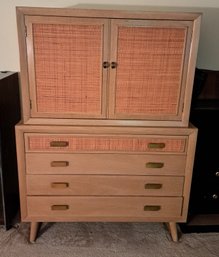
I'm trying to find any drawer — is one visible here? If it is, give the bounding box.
[25,133,187,153]
[26,196,183,221]
[26,153,186,175]
[26,175,184,196]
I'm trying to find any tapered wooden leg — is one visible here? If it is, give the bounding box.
[30,222,40,243]
[167,222,178,242]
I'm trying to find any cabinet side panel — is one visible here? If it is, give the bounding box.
[15,126,27,220]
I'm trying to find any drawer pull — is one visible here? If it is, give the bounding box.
[50,141,69,147]
[146,162,164,168]
[51,161,69,167]
[51,205,69,211]
[215,172,219,177]
[148,143,165,149]
[145,183,162,189]
[51,182,69,188]
[144,205,161,211]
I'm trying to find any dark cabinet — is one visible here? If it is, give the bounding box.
[189,105,219,214]
[180,69,219,232]
[0,71,21,229]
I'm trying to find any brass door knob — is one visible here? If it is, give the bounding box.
[103,61,110,68]
[111,62,118,69]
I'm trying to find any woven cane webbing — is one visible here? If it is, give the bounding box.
[115,27,186,116]
[28,136,186,153]
[32,23,102,114]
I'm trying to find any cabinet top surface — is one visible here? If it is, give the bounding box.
[16,6,201,20]
[0,71,15,80]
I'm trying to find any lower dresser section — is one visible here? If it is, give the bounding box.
[15,124,197,241]
[26,175,184,196]
[26,196,183,221]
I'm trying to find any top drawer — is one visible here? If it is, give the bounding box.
[25,134,187,153]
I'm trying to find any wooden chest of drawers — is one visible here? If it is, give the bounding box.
[15,7,200,242]
[16,125,197,241]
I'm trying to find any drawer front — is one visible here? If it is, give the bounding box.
[27,196,183,220]
[26,175,184,196]
[25,134,187,153]
[26,153,186,175]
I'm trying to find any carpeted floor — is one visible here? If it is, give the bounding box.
[0,222,218,257]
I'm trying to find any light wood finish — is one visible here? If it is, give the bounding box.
[26,175,184,196]
[181,16,202,126]
[16,121,197,135]
[168,222,178,242]
[30,222,40,243]
[26,196,183,221]
[16,7,201,20]
[16,7,201,126]
[16,124,197,212]
[22,117,196,127]
[16,7,200,242]
[25,153,186,175]
[181,128,198,220]
[16,123,197,241]
[15,124,28,220]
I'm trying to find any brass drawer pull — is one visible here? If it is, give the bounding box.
[145,183,162,189]
[146,162,164,168]
[51,161,69,167]
[51,205,69,211]
[148,143,165,149]
[50,141,69,147]
[51,182,69,188]
[144,205,161,211]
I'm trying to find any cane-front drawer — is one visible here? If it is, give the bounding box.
[26,175,184,196]
[25,134,187,153]
[26,196,183,221]
[25,153,186,175]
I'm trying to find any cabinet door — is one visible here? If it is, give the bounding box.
[109,20,193,121]
[25,16,109,119]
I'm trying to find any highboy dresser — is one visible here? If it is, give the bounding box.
[15,7,201,242]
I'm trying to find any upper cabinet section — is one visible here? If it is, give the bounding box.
[16,7,201,126]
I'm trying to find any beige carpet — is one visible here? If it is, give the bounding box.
[0,222,218,257]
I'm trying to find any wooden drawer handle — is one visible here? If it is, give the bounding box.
[51,161,69,167]
[144,205,161,211]
[50,141,69,147]
[148,143,165,149]
[51,182,69,188]
[146,162,164,168]
[145,183,162,189]
[51,205,69,211]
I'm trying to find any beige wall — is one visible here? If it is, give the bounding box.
[0,0,219,71]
